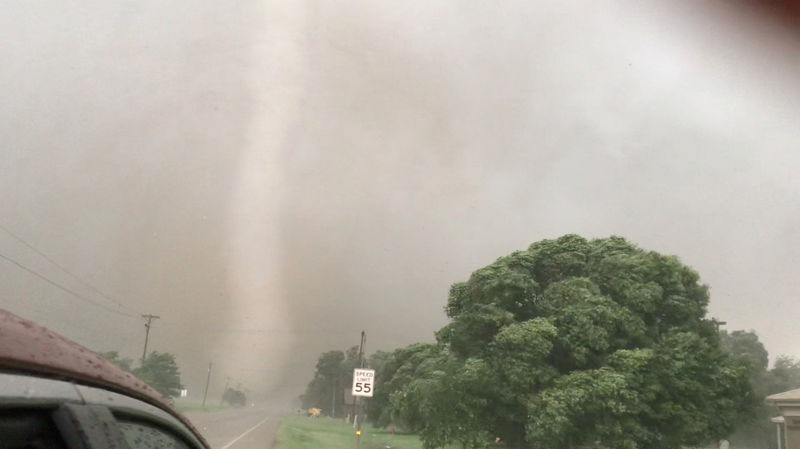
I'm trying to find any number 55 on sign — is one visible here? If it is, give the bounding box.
[352,368,375,397]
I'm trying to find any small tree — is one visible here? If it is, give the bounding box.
[97,351,134,372]
[722,331,800,449]
[763,356,800,395]
[302,350,345,415]
[133,351,183,398]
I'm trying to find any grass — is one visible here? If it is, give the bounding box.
[277,415,446,449]
[276,417,746,449]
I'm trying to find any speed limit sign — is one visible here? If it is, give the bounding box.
[352,368,375,397]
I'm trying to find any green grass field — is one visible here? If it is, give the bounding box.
[277,416,447,449]
[274,416,746,449]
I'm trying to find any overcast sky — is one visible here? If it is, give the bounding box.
[1,1,798,398]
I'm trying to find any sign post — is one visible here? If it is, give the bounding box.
[354,331,368,449]
[352,367,374,449]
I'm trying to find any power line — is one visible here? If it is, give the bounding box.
[0,222,133,312]
[0,250,137,318]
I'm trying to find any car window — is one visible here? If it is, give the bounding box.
[0,409,67,449]
[118,420,194,449]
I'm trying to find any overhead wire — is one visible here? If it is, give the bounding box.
[0,222,134,313]
[0,250,138,319]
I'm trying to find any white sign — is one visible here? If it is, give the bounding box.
[180,389,188,398]
[351,368,375,397]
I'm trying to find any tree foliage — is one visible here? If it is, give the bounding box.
[376,235,754,449]
[133,351,183,399]
[721,330,769,379]
[301,346,366,417]
[98,351,134,372]
[763,356,800,395]
[368,343,447,429]
[722,329,800,449]
[301,350,345,414]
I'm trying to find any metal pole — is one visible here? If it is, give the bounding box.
[355,331,366,449]
[783,422,788,449]
[360,331,367,367]
[141,323,150,364]
[332,377,337,417]
[202,362,213,408]
[141,314,160,364]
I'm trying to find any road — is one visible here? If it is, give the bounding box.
[186,405,287,449]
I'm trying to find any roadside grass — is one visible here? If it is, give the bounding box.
[278,415,451,449]
[277,418,749,449]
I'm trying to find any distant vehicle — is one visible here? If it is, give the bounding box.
[0,309,210,449]
[222,387,247,408]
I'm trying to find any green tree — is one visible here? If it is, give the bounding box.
[763,356,800,395]
[720,332,800,449]
[721,330,774,449]
[340,345,362,385]
[721,330,769,382]
[301,350,346,416]
[383,235,753,449]
[97,350,134,372]
[367,343,446,429]
[132,351,183,399]
[368,350,391,380]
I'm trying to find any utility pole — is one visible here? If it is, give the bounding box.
[140,314,160,364]
[359,330,366,368]
[331,376,337,418]
[355,330,366,449]
[202,362,213,408]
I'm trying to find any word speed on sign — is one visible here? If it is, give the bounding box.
[352,368,375,397]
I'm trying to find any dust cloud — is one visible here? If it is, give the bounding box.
[1,1,798,399]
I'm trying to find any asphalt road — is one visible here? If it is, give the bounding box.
[186,405,287,449]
